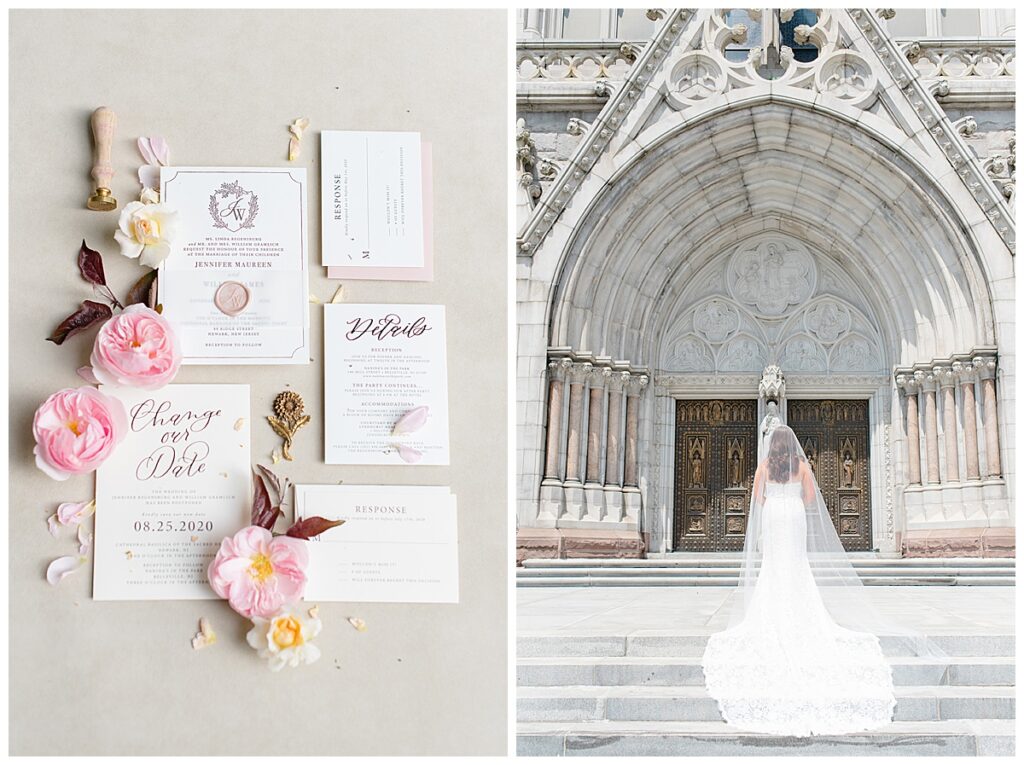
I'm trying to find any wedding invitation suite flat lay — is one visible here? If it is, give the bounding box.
[294,485,459,603]
[321,131,431,280]
[93,385,251,600]
[324,303,450,465]
[159,167,309,364]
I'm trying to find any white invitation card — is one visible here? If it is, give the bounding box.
[93,384,251,600]
[321,131,424,269]
[295,484,459,604]
[324,304,450,465]
[159,167,309,364]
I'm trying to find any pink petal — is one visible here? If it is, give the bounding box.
[46,556,83,586]
[47,514,60,537]
[76,366,100,384]
[137,137,158,166]
[392,406,429,436]
[149,136,170,165]
[78,526,93,556]
[394,444,423,464]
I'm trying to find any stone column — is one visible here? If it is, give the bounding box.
[603,371,628,522]
[918,370,940,485]
[935,364,959,483]
[538,358,571,523]
[896,374,922,485]
[622,374,648,525]
[583,367,610,521]
[978,357,1002,478]
[953,361,981,480]
[562,362,590,520]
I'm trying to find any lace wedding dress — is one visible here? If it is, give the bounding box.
[702,426,897,736]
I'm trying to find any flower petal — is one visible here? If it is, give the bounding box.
[347,616,368,632]
[392,406,429,436]
[77,525,93,555]
[149,136,170,165]
[138,164,160,191]
[137,137,159,166]
[139,242,170,269]
[394,444,423,464]
[46,555,84,586]
[47,514,60,537]
[76,366,101,385]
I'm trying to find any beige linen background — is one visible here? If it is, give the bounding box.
[8,10,508,756]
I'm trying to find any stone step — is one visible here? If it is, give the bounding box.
[518,656,1015,687]
[517,574,1016,586]
[517,633,1016,659]
[516,719,1015,756]
[517,685,1016,723]
[522,556,1016,568]
[524,557,1019,569]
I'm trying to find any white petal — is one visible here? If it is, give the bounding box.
[150,136,170,165]
[137,137,159,166]
[392,406,429,436]
[46,556,84,586]
[138,164,161,191]
[47,514,60,537]
[394,444,423,464]
[139,242,170,268]
[114,230,144,260]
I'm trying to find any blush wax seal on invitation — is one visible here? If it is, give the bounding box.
[214,281,251,316]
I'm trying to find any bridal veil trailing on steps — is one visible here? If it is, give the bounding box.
[702,425,940,736]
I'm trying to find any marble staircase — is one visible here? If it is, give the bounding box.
[517,633,1016,756]
[518,556,1016,586]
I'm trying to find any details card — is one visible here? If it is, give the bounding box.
[295,485,459,604]
[324,303,450,465]
[93,384,251,600]
[321,131,424,269]
[159,167,309,364]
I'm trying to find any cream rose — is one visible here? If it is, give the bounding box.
[114,201,179,268]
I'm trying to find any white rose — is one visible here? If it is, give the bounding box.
[114,201,179,268]
[246,606,323,671]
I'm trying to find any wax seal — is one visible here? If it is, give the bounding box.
[87,107,118,211]
[214,281,250,316]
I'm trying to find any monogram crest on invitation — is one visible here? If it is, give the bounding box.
[209,180,259,231]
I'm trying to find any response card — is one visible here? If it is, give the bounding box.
[93,384,251,600]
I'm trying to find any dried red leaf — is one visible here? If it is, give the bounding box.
[77,240,107,287]
[251,472,281,530]
[285,516,345,540]
[47,300,112,345]
[125,269,159,308]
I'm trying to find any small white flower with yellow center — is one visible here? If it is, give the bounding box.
[246,605,322,671]
[114,200,179,268]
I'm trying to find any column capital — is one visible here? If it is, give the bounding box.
[547,356,574,381]
[932,363,956,388]
[915,368,936,392]
[895,371,920,393]
[607,369,631,392]
[974,354,998,380]
[567,361,593,384]
[587,366,613,387]
[625,373,649,395]
[951,359,977,383]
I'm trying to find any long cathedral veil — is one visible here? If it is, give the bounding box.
[731,424,942,660]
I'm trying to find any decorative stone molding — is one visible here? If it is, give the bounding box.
[517,42,643,82]
[625,373,650,396]
[894,348,998,385]
[758,364,786,402]
[904,39,1015,82]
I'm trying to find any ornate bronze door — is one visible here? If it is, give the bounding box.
[673,400,758,551]
[787,399,872,551]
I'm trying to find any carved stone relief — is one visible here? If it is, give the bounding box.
[727,238,816,317]
[805,299,851,343]
[693,299,740,343]
[780,334,827,372]
[830,334,878,372]
[718,334,767,372]
[667,334,715,371]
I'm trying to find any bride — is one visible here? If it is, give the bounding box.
[702,424,907,736]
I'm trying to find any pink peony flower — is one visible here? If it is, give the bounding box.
[33,388,127,480]
[208,526,308,619]
[90,305,181,389]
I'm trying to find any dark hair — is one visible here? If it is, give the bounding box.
[766,426,799,482]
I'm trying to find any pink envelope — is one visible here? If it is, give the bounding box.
[327,142,433,282]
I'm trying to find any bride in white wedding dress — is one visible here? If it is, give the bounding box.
[702,425,906,736]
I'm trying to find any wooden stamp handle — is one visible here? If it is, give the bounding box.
[90,106,116,189]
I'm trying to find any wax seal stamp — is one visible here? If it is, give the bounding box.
[267,391,310,461]
[87,106,118,211]
[214,281,251,316]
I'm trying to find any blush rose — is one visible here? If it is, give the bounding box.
[208,526,308,619]
[90,305,181,390]
[33,387,128,480]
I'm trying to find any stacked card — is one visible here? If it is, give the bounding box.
[295,485,459,604]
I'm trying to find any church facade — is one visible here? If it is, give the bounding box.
[515,8,1016,560]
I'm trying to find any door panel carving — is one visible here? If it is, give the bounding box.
[788,399,872,551]
[673,399,757,551]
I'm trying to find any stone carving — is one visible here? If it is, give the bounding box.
[517,45,639,82]
[727,238,815,317]
[758,364,786,402]
[816,51,876,104]
[780,335,827,372]
[718,334,766,372]
[805,300,851,343]
[910,42,1016,81]
[693,299,739,343]
[831,335,877,372]
[668,52,725,106]
[667,334,714,371]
